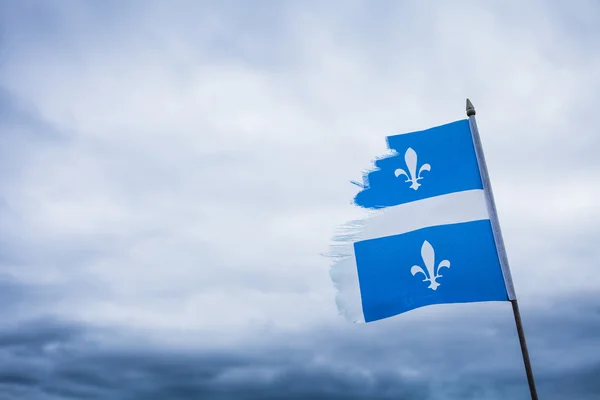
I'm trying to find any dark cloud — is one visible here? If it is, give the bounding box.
[0,295,598,400]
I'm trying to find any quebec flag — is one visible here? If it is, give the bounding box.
[330,117,514,323]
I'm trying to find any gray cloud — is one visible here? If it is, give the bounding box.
[0,295,599,400]
[1,0,600,399]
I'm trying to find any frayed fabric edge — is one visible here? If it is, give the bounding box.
[326,209,382,324]
[326,147,399,323]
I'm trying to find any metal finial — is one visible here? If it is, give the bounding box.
[466,98,476,116]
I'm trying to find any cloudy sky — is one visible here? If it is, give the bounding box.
[1,0,600,399]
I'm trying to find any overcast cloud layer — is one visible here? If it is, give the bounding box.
[1,1,600,399]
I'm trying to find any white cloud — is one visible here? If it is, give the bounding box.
[1,0,600,347]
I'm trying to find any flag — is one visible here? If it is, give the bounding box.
[354,119,484,209]
[329,115,513,323]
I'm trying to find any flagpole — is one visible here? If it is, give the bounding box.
[466,99,538,400]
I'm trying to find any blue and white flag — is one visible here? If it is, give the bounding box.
[330,118,514,323]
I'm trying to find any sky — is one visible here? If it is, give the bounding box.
[1,0,600,399]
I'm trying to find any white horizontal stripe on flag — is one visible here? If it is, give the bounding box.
[359,189,490,241]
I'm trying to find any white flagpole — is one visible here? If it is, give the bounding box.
[466,99,538,400]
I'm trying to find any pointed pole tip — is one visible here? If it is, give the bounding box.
[466,98,476,116]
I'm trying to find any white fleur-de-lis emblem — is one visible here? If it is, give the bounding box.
[410,240,451,291]
[394,148,431,190]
